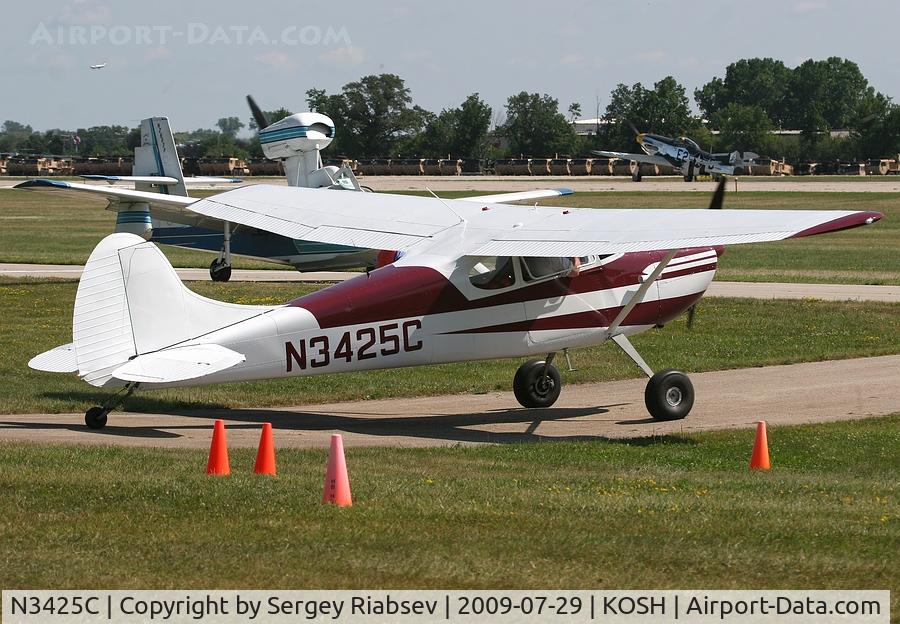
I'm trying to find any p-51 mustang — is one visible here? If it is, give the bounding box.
[24,181,881,429]
[594,125,758,182]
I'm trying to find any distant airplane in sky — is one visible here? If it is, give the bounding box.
[90,63,107,70]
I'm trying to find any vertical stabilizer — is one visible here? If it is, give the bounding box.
[133,117,187,196]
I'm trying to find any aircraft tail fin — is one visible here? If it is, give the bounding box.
[133,117,187,196]
[71,233,272,387]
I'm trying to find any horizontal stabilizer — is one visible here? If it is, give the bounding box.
[28,343,77,373]
[112,344,245,384]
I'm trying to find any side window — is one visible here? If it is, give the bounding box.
[469,256,516,290]
[520,257,574,282]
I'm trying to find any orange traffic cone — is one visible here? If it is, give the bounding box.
[322,434,352,506]
[253,422,277,475]
[206,419,230,476]
[750,420,771,470]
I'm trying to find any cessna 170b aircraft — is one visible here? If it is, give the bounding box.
[23,179,881,430]
[594,122,759,182]
[38,97,571,281]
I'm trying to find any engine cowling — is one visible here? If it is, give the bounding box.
[259,112,335,160]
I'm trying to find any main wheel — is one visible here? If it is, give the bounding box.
[632,169,642,182]
[209,258,232,282]
[85,406,108,430]
[513,359,562,408]
[644,369,694,421]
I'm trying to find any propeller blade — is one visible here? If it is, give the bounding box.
[708,177,726,209]
[625,119,640,135]
[247,95,270,130]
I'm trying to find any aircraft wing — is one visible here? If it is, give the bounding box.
[183,184,882,257]
[591,150,673,168]
[80,175,243,186]
[14,179,217,228]
[460,188,573,203]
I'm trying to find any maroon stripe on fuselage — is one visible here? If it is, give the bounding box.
[442,292,703,334]
[289,247,717,329]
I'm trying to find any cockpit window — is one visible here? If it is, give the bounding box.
[520,257,575,282]
[468,256,516,290]
[677,137,700,151]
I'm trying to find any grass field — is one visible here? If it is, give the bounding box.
[2,277,898,415]
[0,417,896,618]
[0,189,897,284]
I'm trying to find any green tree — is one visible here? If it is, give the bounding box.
[600,77,696,150]
[216,117,245,137]
[307,74,431,157]
[785,57,873,132]
[695,58,791,126]
[421,93,492,158]
[713,103,773,153]
[502,92,576,156]
[0,121,35,152]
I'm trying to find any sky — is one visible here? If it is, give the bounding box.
[2,0,900,135]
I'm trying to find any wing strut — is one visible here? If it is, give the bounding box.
[607,248,678,335]
[605,249,679,378]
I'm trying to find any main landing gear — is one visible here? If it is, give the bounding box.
[209,221,233,282]
[512,346,694,420]
[513,355,562,408]
[84,382,139,429]
[512,246,695,421]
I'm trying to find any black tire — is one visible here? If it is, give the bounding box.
[644,369,694,421]
[209,259,232,282]
[513,359,562,408]
[632,169,642,182]
[85,406,108,430]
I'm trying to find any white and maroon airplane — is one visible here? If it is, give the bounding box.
[25,181,881,429]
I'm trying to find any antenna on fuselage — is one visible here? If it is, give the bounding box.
[425,187,467,226]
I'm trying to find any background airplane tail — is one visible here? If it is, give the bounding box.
[113,117,188,239]
[71,233,271,387]
[133,117,187,196]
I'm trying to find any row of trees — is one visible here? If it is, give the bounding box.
[3,57,900,162]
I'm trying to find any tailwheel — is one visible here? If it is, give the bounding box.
[209,258,232,282]
[85,406,109,430]
[644,369,694,421]
[514,359,562,408]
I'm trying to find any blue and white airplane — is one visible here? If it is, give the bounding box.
[20,97,572,281]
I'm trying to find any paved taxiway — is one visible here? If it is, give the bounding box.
[1,355,897,448]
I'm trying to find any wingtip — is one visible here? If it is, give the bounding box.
[555,188,574,196]
[790,211,884,238]
[14,179,71,190]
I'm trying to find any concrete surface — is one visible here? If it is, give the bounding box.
[1,355,897,448]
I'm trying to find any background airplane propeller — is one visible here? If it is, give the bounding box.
[247,95,271,131]
[686,178,727,328]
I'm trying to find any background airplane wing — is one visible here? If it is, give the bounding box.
[80,175,243,186]
[183,184,881,256]
[15,179,217,229]
[460,188,573,203]
[591,150,673,167]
